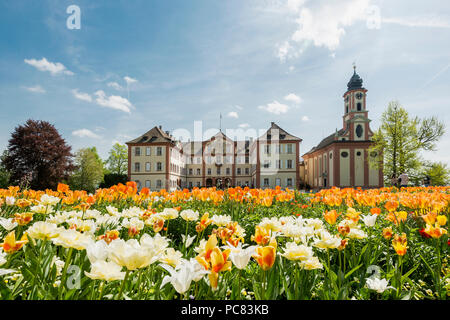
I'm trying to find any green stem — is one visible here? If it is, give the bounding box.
[98,281,105,300]
[58,247,74,300]
[117,270,131,300]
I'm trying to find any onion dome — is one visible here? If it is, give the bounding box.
[347,65,364,91]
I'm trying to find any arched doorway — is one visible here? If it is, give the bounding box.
[206,178,213,188]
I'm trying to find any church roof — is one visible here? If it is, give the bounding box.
[303,128,346,155]
[126,126,174,144]
[347,69,364,91]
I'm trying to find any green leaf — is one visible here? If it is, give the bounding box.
[345,264,363,279]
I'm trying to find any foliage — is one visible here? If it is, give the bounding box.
[105,143,128,176]
[370,101,445,184]
[99,173,128,189]
[422,161,450,186]
[0,151,10,188]
[3,120,75,190]
[69,147,104,193]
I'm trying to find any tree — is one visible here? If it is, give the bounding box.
[3,120,75,190]
[69,147,104,193]
[369,101,445,183]
[0,150,11,188]
[422,161,449,186]
[105,143,128,175]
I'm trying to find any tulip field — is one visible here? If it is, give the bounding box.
[0,182,448,300]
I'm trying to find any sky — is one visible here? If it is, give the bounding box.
[0,0,449,166]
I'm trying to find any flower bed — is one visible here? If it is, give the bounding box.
[0,183,448,300]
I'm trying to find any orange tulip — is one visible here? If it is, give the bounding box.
[323,210,340,225]
[57,183,70,194]
[392,233,408,256]
[253,238,277,271]
[13,212,34,226]
[251,226,271,246]
[422,212,437,225]
[196,212,212,233]
[1,231,28,254]
[153,218,165,233]
[423,223,447,239]
[382,227,393,240]
[384,200,399,212]
[370,207,381,215]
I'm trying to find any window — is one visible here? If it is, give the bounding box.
[276,160,282,169]
[287,144,293,154]
[197,168,201,175]
[287,160,293,169]
[275,178,281,186]
[226,168,230,175]
[156,180,162,188]
[135,147,141,157]
[287,178,293,187]
[145,162,151,172]
[264,145,271,154]
[245,168,249,175]
[237,181,241,186]
[341,151,349,158]
[207,168,211,175]
[263,160,270,169]
[136,180,141,189]
[189,168,193,175]
[245,156,249,164]
[356,124,363,138]
[237,168,241,175]
[357,103,362,111]
[134,162,140,172]
[263,178,269,186]
[157,162,162,171]
[275,144,282,154]
[146,147,151,156]
[357,151,362,156]
[157,147,162,156]
[145,180,151,188]
[217,167,221,175]
[196,182,201,188]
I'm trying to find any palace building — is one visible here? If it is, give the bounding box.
[301,67,383,188]
[126,122,301,191]
[126,67,383,191]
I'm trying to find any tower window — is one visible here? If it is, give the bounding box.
[356,124,363,138]
[356,151,362,156]
[357,103,362,111]
[341,151,349,158]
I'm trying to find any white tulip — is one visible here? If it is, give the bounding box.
[366,277,395,293]
[362,214,377,227]
[0,217,18,231]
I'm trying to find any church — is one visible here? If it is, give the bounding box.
[301,67,384,189]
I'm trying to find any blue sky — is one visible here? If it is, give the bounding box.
[0,0,449,166]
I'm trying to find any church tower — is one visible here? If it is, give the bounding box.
[342,65,371,141]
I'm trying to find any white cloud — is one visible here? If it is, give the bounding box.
[24,57,74,75]
[239,123,250,128]
[124,76,138,85]
[227,111,239,119]
[24,85,46,93]
[72,129,101,139]
[235,105,243,110]
[382,16,450,28]
[258,101,290,115]
[291,0,371,52]
[287,0,307,13]
[72,89,92,102]
[284,93,302,104]
[94,90,132,113]
[107,82,124,91]
[301,115,310,122]
[277,41,292,62]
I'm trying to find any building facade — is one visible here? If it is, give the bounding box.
[302,67,383,188]
[126,122,302,191]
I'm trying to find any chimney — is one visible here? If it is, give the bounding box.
[159,125,162,129]
[271,122,275,126]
